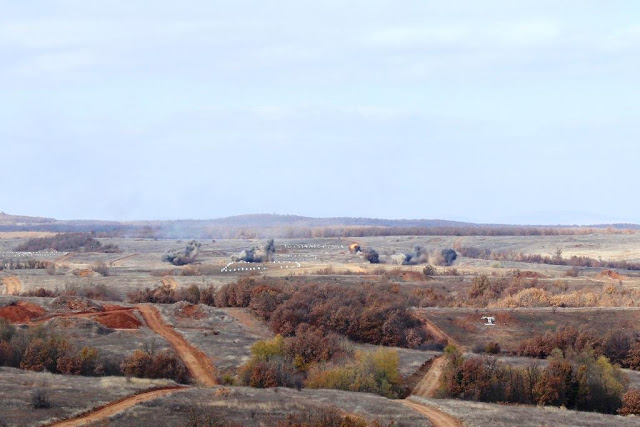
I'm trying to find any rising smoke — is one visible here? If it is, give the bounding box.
[162,240,201,266]
[233,239,276,263]
[390,246,457,266]
[364,248,380,264]
[402,245,428,265]
[441,248,457,266]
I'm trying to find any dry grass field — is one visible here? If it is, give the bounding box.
[106,386,432,426]
[0,367,176,427]
[415,307,640,353]
[409,396,640,426]
[2,233,640,425]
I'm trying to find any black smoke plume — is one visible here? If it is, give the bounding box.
[390,245,428,265]
[364,248,380,264]
[403,245,428,265]
[441,248,457,266]
[162,240,201,266]
[233,239,276,263]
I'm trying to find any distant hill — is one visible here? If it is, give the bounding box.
[0,212,56,226]
[203,214,477,228]
[0,212,638,239]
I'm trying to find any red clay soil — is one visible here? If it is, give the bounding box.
[137,305,218,387]
[515,271,548,279]
[94,311,142,329]
[0,301,46,323]
[176,304,206,320]
[51,296,104,312]
[598,270,627,280]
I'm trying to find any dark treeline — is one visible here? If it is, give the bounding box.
[15,233,121,253]
[128,278,435,349]
[457,247,640,271]
[2,225,630,240]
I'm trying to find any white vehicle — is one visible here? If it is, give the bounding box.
[481,316,496,326]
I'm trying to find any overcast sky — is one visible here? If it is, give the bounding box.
[1,1,639,224]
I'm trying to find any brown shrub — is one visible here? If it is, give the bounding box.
[620,388,640,415]
[121,349,189,383]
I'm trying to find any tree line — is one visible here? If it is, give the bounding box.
[440,345,634,415]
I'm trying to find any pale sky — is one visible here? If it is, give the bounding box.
[1,1,639,224]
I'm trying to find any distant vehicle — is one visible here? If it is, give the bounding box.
[481,316,496,326]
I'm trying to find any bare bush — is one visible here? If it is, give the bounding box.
[92,261,109,277]
[31,388,51,409]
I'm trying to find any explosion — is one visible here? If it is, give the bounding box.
[390,246,457,266]
[441,248,457,266]
[349,243,362,253]
[162,240,201,266]
[364,248,380,264]
[233,239,276,263]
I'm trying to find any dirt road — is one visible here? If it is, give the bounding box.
[402,399,462,427]
[418,315,464,351]
[222,307,273,339]
[137,305,217,386]
[412,355,446,398]
[109,253,138,267]
[49,387,186,427]
[1,276,22,295]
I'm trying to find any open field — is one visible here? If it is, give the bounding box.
[0,367,176,427]
[105,386,432,426]
[415,307,640,352]
[155,303,272,374]
[409,396,640,426]
[2,232,640,424]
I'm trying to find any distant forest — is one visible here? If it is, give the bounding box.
[0,212,636,239]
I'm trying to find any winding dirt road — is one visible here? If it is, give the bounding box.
[49,387,186,427]
[137,305,217,386]
[402,399,462,427]
[423,320,461,349]
[412,355,446,398]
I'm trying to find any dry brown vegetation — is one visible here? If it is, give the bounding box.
[130,277,433,349]
[120,349,189,383]
[0,319,110,376]
[439,345,627,414]
[15,232,121,253]
[3,233,640,424]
